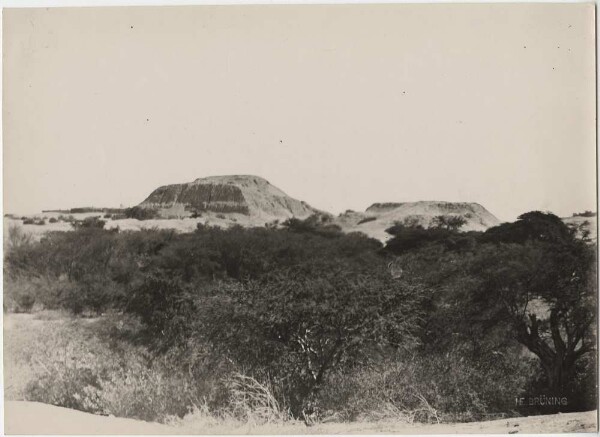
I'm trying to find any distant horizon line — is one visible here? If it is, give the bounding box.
[5,172,597,222]
[6,202,596,222]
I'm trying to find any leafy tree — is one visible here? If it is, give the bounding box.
[481,211,572,245]
[392,212,596,409]
[198,262,425,416]
[384,223,478,255]
[472,240,596,402]
[281,214,342,238]
[431,215,467,231]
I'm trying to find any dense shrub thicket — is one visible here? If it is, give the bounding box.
[4,212,597,423]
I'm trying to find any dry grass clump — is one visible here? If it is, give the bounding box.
[6,224,33,250]
[172,374,292,432]
[226,373,289,424]
[364,393,441,424]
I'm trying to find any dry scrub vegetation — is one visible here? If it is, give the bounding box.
[3,212,597,429]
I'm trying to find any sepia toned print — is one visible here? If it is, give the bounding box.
[2,3,597,434]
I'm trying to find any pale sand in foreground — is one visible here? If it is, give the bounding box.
[4,401,597,435]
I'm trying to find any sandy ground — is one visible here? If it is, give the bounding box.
[4,401,597,435]
[5,212,597,246]
[3,212,276,244]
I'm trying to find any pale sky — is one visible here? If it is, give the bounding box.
[3,4,596,221]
